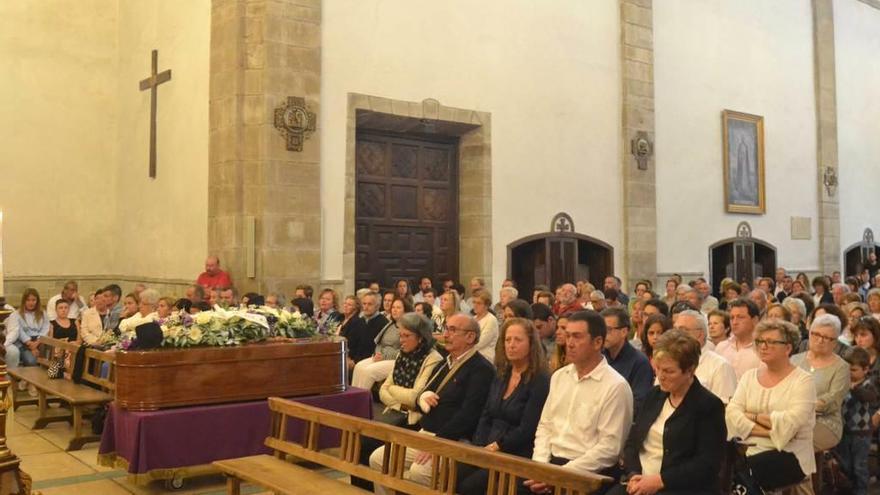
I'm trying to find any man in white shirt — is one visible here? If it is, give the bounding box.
[674,310,738,403]
[526,310,633,493]
[46,281,88,320]
[715,298,762,379]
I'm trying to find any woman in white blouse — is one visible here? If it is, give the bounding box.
[726,319,816,492]
[470,289,499,362]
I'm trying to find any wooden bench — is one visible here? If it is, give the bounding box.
[7,336,115,450]
[214,397,609,495]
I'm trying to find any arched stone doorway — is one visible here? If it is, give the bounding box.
[843,228,879,277]
[709,222,777,294]
[507,213,614,299]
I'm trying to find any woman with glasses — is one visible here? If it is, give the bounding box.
[726,319,816,492]
[790,314,849,452]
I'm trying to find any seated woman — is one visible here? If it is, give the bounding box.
[549,314,569,371]
[338,295,361,336]
[640,314,672,364]
[119,289,160,333]
[351,297,411,390]
[791,314,850,451]
[119,292,140,321]
[4,288,51,369]
[853,315,880,381]
[156,296,175,319]
[457,318,550,495]
[315,288,343,335]
[842,302,869,346]
[610,329,726,495]
[707,309,730,346]
[433,290,459,334]
[351,312,443,491]
[471,289,499,362]
[726,319,817,492]
[50,299,79,343]
[796,304,849,356]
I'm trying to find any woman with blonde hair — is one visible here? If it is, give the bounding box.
[4,288,50,369]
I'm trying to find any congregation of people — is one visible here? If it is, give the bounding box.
[8,256,880,494]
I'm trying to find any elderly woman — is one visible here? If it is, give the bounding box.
[4,288,50,369]
[707,309,730,346]
[782,296,809,341]
[726,320,816,492]
[351,297,411,390]
[119,289,160,333]
[457,318,551,495]
[315,288,343,334]
[492,286,518,324]
[609,329,726,495]
[471,289,499,362]
[351,312,443,491]
[791,314,849,452]
[796,304,849,357]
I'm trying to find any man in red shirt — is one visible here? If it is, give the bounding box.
[552,283,583,317]
[196,255,233,289]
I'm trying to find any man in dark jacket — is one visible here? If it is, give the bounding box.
[341,292,388,372]
[368,313,494,494]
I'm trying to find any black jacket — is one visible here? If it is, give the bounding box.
[342,313,389,363]
[622,380,726,494]
[418,351,495,441]
[472,370,550,458]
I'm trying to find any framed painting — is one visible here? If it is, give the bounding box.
[722,110,765,214]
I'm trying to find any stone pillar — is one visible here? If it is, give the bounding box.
[209,0,321,294]
[812,0,841,275]
[620,0,657,290]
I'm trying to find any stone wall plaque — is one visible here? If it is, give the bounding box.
[791,217,812,240]
[273,96,316,152]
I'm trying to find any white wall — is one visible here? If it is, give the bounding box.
[115,0,210,281]
[654,0,819,276]
[321,0,622,288]
[0,0,119,279]
[835,0,880,253]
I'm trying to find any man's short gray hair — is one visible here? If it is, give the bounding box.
[500,287,519,298]
[782,297,806,318]
[811,313,842,337]
[677,309,708,334]
[590,290,605,299]
[832,283,850,293]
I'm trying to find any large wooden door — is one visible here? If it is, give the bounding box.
[355,132,458,289]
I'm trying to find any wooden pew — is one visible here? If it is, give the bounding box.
[7,337,115,450]
[214,396,609,495]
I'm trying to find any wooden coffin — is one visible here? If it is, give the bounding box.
[114,338,347,411]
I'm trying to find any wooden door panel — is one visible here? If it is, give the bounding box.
[355,132,458,289]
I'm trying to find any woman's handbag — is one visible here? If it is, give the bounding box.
[375,407,409,427]
[47,356,64,379]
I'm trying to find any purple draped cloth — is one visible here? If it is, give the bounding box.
[99,387,372,474]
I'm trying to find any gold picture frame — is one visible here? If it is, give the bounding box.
[722,110,765,214]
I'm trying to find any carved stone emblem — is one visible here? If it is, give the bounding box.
[630,131,653,170]
[736,221,752,239]
[823,166,838,197]
[550,212,574,234]
[273,96,316,152]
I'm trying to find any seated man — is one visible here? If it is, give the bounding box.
[368,313,494,494]
[526,310,633,493]
[532,303,556,357]
[672,310,738,403]
[46,280,88,320]
[600,307,654,417]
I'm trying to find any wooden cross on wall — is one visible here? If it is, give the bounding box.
[138,49,172,179]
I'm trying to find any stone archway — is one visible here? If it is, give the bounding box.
[343,94,491,293]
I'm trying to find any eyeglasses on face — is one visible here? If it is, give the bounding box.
[809,331,836,343]
[754,338,787,347]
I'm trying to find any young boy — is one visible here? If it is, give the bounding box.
[837,347,879,495]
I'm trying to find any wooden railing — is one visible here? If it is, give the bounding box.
[265,396,610,495]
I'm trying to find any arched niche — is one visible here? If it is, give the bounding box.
[507,213,614,299]
[843,228,879,276]
[708,222,777,294]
